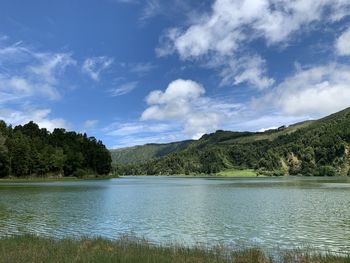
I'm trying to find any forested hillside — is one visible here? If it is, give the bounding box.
[110,140,192,164]
[113,108,350,176]
[0,121,111,178]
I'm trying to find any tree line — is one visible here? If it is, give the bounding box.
[0,120,112,177]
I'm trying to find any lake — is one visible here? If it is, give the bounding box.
[0,176,349,253]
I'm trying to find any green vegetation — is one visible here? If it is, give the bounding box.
[112,107,350,176]
[0,120,112,178]
[0,235,348,263]
[216,168,258,177]
[110,140,192,164]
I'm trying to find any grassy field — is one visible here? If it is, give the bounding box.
[215,168,258,177]
[0,235,348,263]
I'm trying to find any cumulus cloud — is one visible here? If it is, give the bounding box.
[141,79,232,138]
[336,27,350,56]
[82,56,113,81]
[263,64,350,117]
[157,0,350,88]
[144,79,204,105]
[0,108,67,131]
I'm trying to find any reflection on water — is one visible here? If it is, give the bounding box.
[0,176,349,252]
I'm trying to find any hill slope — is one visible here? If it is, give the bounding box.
[111,140,192,164]
[112,107,350,176]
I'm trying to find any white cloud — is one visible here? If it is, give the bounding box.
[145,79,204,105]
[0,59,74,103]
[111,133,181,149]
[84,119,99,130]
[129,62,157,75]
[263,64,350,117]
[336,27,350,56]
[141,0,161,20]
[105,121,182,148]
[161,0,350,58]
[110,81,138,97]
[183,112,222,139]
[0,108,67,132]
[105,122,173,136]
[82,56,113,81]
[141,79,231,138]
[28,53,75,84]
[115,0,138,3]
[0,39,75,102]
[157,0,350,88]
[0,37,72,133]
[219,55,274,89]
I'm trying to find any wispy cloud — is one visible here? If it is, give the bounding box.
[110,81,138,97]
[82,56,113,81]
[0,39,75,102]
[83,119,99,130]
[105,122,173,136]
[119,62,156,76]
[0,36,74,130]
[114,0,138,3]
[129,62,157,75]
[105,121,182,148]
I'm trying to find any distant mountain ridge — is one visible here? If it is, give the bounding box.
[110,140,193,164]
[111,107,350,176]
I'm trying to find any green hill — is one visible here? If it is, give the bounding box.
[112,107,350,176]
[110,141,193,164]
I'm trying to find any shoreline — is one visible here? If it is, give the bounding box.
[1,173,349,182]
[0,175,119,182]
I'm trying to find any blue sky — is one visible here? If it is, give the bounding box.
[1,0,350,148]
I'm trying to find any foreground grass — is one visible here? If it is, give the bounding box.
[0,235,349,263]
[215,168,258,177]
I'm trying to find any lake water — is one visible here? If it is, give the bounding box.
[0,176,349,253]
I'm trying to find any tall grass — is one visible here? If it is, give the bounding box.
[0,235,349,263]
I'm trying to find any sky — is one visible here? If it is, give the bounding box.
[1,0,350,148]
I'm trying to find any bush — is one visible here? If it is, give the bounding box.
[72,168,88,178]
[314,165,336,176]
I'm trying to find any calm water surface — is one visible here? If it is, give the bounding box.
[0,176,349,252]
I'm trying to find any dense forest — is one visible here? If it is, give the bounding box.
[0,121,112,178]
[112,107,350,177]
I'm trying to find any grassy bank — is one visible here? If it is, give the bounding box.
[215,168,258,177]
[0,235,349,263]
